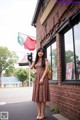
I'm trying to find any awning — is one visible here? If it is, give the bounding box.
[18,54,29,66]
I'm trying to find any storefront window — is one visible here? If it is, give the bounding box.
[52,43,57,80]
[47,42,57,80]
[47,46,51,66]
[74,22,80,80]
[64,22,80,80]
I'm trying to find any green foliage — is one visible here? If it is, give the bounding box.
[65,50,79,63]
[65,50,74,63]
[52,49,57,66]
[50,107,59,114]
[30,72,35,81]
[3,66,15,77]
[14,68,28,83]
[27,68,35,81]
[52,49,79,65]
[0,46,19,75]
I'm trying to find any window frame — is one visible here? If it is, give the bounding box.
[44,37,58,84]
[60,10,80,84]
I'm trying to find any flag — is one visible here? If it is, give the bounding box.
[24,37,36,51]
[17,34,25,45]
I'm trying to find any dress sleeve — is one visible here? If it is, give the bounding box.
[45,58,48,61]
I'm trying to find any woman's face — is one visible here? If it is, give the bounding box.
[38,50,44,57]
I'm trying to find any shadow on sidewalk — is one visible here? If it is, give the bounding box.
[0,101,57,120]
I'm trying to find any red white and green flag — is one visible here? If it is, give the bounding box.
[17,33,37,51]
[24,37,36,50]
[17,34,25,46]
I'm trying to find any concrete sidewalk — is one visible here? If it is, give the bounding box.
[0,101,57,120]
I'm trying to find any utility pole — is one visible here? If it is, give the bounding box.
[29,62,30,87]
[27,53,33,87]
[0,62,2,88]
[0,76,1,88]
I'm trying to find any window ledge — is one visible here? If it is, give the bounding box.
[49,80,58,84]
[61,80,80,85]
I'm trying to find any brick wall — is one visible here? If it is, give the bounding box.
[36,2,80,120]
[48,84,80,120]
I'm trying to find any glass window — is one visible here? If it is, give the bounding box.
[47,46,51,79]
[47,41,57,80]
[64,22,80,80]
[52,43,57,80]
[74,22,80,79]
[47,46,51,66]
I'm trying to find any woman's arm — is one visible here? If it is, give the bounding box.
[29,61,35,74]
[30,61,35,69]
[39,59,48,84]
[41,60,48,79]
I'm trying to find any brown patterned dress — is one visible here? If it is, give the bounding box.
[32,59,50,102]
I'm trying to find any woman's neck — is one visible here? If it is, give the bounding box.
[39,57,42,60]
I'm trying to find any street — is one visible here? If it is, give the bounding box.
[0,87,33,104]
[0,87,57,120]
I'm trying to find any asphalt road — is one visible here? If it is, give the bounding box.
[0,87,57,120]
[0,87,33,104]
[0,101,57,120]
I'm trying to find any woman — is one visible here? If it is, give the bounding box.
[30,48,50,120]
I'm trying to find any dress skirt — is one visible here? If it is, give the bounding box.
[32,69,50,102]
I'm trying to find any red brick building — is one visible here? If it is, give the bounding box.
[31,0,80,120]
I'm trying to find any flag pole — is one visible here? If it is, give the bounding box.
[18,32,36,39]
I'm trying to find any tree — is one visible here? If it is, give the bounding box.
[0,46,19,87]
[30,72,35,82]
[52,49,79,64]
[65,50,74,63]
[65,50,79,63]
[3,66,15,77]
[52,49,57,66]
[14,68,28,86]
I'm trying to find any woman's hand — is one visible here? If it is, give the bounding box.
[39,78,43,84]
[29,68,36,74]
[29,68,32,73]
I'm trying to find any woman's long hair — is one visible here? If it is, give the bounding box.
[34,48,45,68]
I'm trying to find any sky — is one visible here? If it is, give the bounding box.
[0,0,38,62]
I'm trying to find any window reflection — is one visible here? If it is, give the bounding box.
[52,43,57,80]
[64,29,75,80]
[64,22,80,80]
[47,42,57,80]
[47,46,51,65]
[74,22,80,79]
